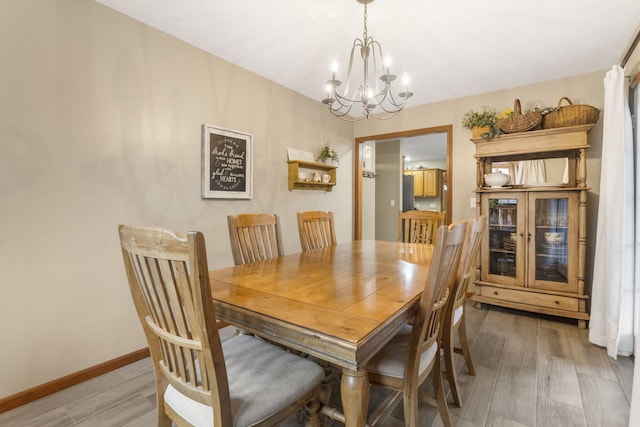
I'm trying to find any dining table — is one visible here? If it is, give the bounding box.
[209,240,435,427]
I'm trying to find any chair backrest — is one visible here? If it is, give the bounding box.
[451,216,486,314]
[297,210,337,251]
[408,221,467,380]
[119,225,232,426]
[398,210,446,244]
[227,213,284,265]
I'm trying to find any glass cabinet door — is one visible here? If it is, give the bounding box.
[482,193,525,286]
[528,192,578,292]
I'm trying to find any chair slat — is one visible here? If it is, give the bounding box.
[297,211,337,251]
[398,210,446,244]
[227,213,284,265]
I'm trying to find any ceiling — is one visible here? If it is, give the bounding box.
[95,0,640,117]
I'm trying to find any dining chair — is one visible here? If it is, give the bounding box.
[441,216,486,407]
[119,225,323,426]
[365,221,467,427]
[297,211,337,251]
[227,213,284,265]
[398,210,446,244]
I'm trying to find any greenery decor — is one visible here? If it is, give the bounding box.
[462,106,501,139]
[318,143,339,163]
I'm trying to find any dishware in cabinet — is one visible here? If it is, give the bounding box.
[482,193,526,287]
[528,192,578,293]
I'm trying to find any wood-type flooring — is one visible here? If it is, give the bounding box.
[0,303,633,426]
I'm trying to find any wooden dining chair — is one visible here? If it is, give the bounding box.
[365,221,467,427]
[227,213,284,265]
[398,210,446,244]
[297,211,337,251]
[119,225,323,427]
[442,216,486,407]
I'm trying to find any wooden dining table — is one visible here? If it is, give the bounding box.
[209,240,435,427]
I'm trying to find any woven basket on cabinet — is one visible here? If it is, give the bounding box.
[542,97,600,129]
[497,99,542,134]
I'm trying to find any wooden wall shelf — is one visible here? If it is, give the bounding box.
[288,160,337,191]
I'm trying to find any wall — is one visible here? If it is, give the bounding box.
[374,141,401,241]
[0,0,353,398]
[361,141,376,240]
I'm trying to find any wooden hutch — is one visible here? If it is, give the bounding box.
[471,125,593,328]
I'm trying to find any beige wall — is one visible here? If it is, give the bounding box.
[0,0,353,398]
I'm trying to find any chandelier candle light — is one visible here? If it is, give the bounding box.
[322,0,413,121]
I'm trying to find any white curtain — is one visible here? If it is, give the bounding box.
[514,160,546,185]
[630,78,640,427]
[589,65,635,358]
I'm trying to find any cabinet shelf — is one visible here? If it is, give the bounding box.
[288,160,337,191]
[490,248,516,254]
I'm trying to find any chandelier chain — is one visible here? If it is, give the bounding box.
[363,2,368,40]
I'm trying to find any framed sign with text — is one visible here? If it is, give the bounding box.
[201,125,253,199]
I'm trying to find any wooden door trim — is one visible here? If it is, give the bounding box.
[354,125,453,240]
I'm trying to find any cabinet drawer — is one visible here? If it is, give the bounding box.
[479,285,578,312]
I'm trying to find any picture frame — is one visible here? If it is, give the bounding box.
[201,124,253,199]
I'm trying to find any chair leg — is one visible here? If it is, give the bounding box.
[433,356,452,427]
[402,384,420,427]
[305,395,321,427]
[458,317,476,376]
[442,323,462,408]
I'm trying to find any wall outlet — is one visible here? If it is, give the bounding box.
[470,197,476,208]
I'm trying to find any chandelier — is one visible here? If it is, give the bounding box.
[322,0,413,121]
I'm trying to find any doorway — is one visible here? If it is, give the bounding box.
[354,125,453,240]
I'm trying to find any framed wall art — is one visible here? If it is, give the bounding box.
[201,125,253,199]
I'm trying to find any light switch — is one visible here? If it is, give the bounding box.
[470,197,476,208]
[390,200,395,207]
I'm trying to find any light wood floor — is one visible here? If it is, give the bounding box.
[0,303,633,426]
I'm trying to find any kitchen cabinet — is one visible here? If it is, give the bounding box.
[471,125,593,328]
[404,168,443,198]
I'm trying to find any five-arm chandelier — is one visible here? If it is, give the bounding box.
[322,0,413,121]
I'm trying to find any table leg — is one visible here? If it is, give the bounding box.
[340,368,370,427]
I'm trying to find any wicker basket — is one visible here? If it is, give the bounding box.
[542,97,600,129]
[497,99,542,134]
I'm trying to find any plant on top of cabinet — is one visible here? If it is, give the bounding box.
[462,106,501,140]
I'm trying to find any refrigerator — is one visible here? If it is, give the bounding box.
[402,175,415,212]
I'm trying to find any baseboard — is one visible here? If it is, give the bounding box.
[0,347,150,414]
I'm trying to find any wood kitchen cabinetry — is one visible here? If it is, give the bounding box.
[404,168,443,198]
[471,125,593,328]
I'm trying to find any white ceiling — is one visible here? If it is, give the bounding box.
[95,0,640,114]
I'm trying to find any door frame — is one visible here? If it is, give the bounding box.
[354,125,453,240]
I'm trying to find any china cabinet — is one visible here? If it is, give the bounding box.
[288,160,336,191]
[471,125,593,328]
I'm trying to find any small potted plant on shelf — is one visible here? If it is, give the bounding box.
[462,106,501,140]
[318,142,339,165]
